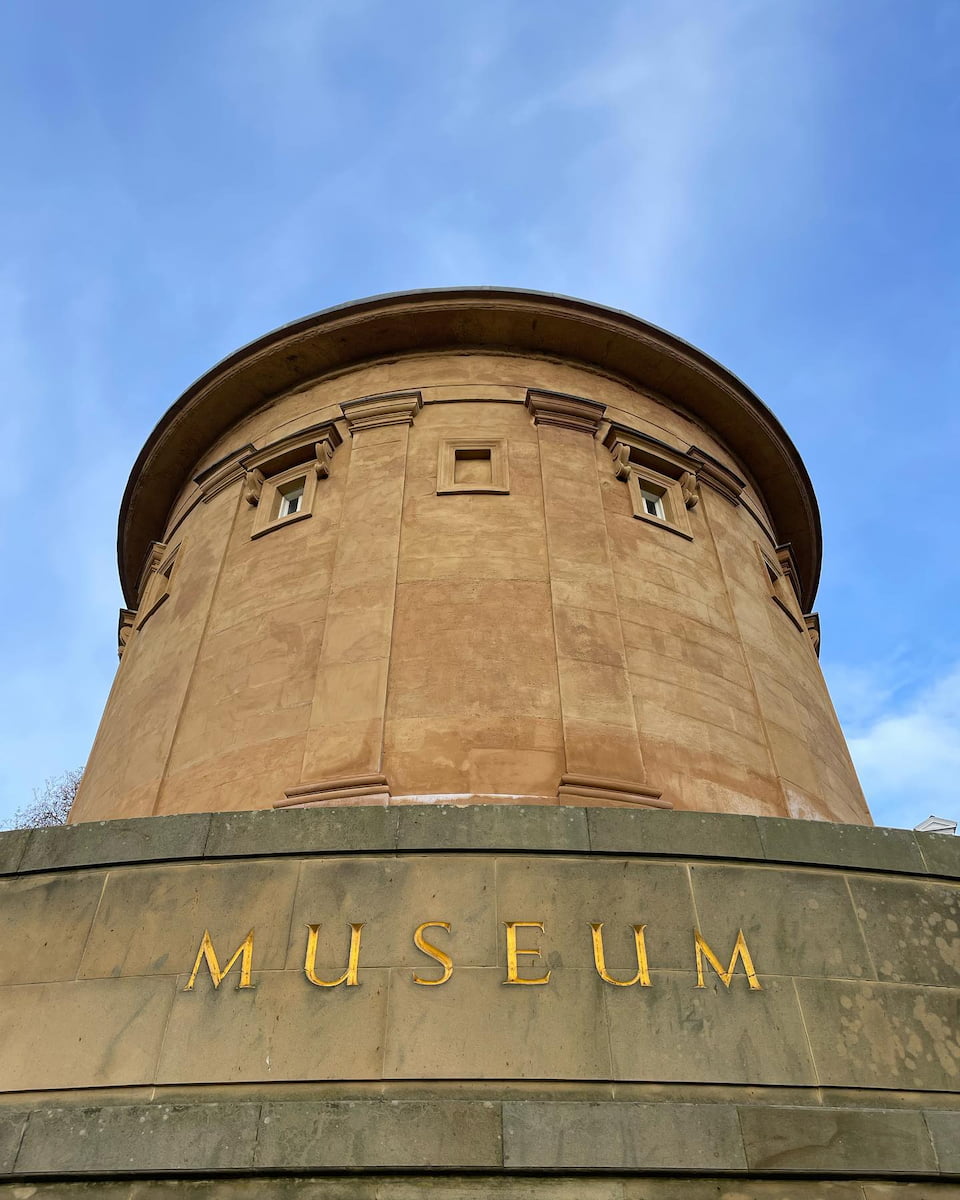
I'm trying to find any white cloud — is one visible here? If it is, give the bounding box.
[842,664,960,831]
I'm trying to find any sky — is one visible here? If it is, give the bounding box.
[0,0,957,831]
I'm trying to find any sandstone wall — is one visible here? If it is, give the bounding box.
[73,352,866,823]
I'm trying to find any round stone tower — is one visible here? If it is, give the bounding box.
[5,291,958,1197]
[72,287,868,825]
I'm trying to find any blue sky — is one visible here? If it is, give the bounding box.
[0,1,957,830]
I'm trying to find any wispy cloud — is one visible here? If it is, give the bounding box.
[837,664,960,830]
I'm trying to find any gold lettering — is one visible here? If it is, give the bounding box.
[694,928,762,989]
[503,921,551,985]
[304,922,364,987]
[183,929,255,990]
[590,922,651,986]
[412,921,454,986]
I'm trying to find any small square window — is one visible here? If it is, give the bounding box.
[437,439,509,495]
[135,542,180,630]
[251,465,318,538]
[757,543,804,631]
[624,467,692,539]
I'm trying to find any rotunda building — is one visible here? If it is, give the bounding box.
[4,291,958,1197]
[73,287,868,825]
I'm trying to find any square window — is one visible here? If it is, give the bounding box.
[251,465,318,538]
[135,542,180,630]
[437,439,509,495]
[756,543,804,631]
[625,467,692,539]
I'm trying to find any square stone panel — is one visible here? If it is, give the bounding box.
[494,857,697,971]
[689,863,875,981]
[605,972,816,1086]
[285,856,498,969]
[0,869,106,985]
[795,976,960,1092]
[0,976,177,1092]
[847,874,960,986]
[78,859,301,980]
[383,965,612,1079]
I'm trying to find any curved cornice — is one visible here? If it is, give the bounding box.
[119,288,822,610]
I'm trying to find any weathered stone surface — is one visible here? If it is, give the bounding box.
[19,813,211,873]
[847,875,960,986]
[916,831,960,881]
[396,805,589,852]
[758,818,926,875]
[494,856,696,970]
[925,1108,960,1173]
[738,1104,938,1173]
[205,805,399,858]
[286,855,497,969]
[0,869,106,985]
[607,973,815,1085]
[384,966,612,1079]
[254,1100,502,1169]
[0,1110,25,1173]
[157,966,390,1084]
[795,977,960,1091]
[502,1100,746,1171]
[588,809,764,861]
[0,829,28,876]
[0,976,176,1090]
[689,863,875,980]
[77,858,300,979]
[14,1102,260,1174]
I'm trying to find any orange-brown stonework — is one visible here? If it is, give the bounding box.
[71,289,870,824]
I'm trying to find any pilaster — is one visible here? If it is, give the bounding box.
[527,390,664,808]
[291,392,422,804]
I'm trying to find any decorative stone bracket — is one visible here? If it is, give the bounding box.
[239,422,344,508]
[525,389,606,434]
[341,390,423,432]
[604,423,746,509]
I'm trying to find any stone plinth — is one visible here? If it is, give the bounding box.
[0,806,957,1193]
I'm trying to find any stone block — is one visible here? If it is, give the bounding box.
[917,831,960,880]
[621,1184,866,1200]
[795,977,960,1091]
[0,1108,26,1173]
[384,966,612,1079]
[689,863,875,980]
[605,974,816,1086]
[18,813,212,873]
[14,1102,259,1174]
[78,859,300,979]
[254,1099,502,1169]
[847,875,960,987]
[396,805,590,852]
[925,1109,960,1173]
[738,1103,937,1174]
[757,817,926,875]
[494,856,696,970]
[0,828,29,876]
[382,1181,624,1200]
[204,805,399,857]
[0,869,107,985]
[587,808,764,861]
[157,966,389,1084]
[286,855,497,968]
[0,975,176,1090]
[502,1100,746,1171]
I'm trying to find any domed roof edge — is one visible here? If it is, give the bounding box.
[118,286,822,610]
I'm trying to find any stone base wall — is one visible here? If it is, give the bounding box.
[0,806,957,1190]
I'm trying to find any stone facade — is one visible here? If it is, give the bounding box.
[0,807,958,1192]
[71,289,868,825]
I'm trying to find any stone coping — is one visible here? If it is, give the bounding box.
[0,1097,957,1179]
[0,806,956,880]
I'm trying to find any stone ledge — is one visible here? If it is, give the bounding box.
[0,1099,956,1179]
[0,806,955,882]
